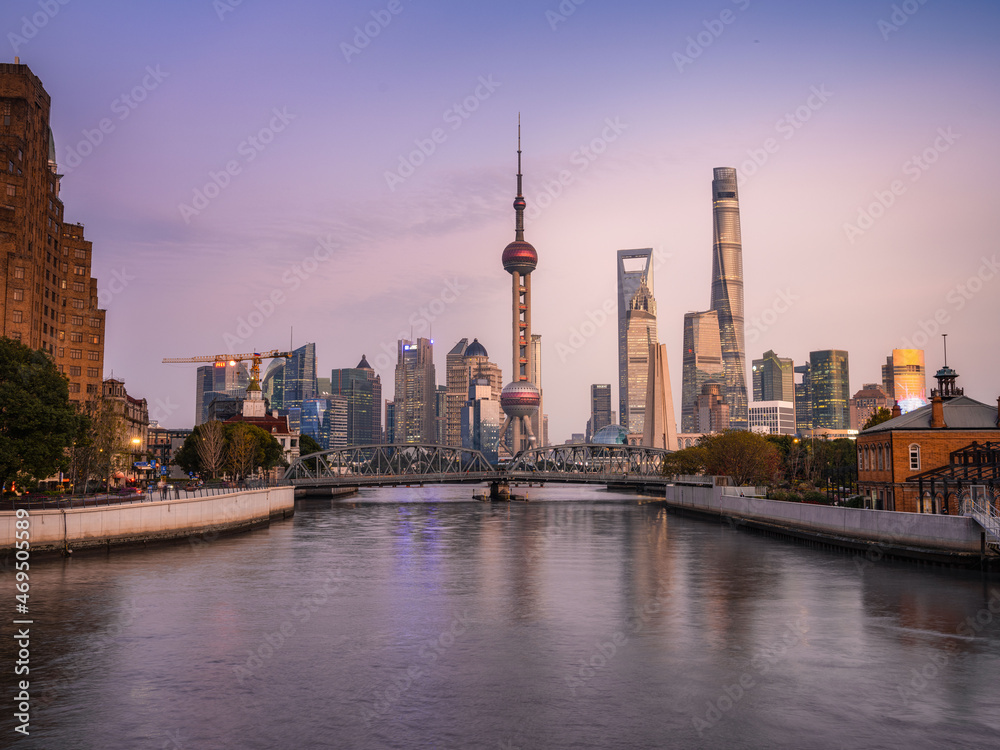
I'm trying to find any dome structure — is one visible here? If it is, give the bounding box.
[465,338,488,358]
[502,240,537,275]
[593,424,629,445]
[500,380,540,417]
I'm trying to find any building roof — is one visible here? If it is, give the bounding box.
[357,354,372,370]
[862,395,998,433]
[225,413,292,434]
[465,338,488,358]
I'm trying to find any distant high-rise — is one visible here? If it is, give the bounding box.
[710,167,748,429]
[752,350,794,403]
[445,338,503,447]
[809,350,850,430]
[588,384,613,442]
[462,377,502,464]
[435,385,448,445]
[794,363,812,432]
[394,338,436,443]
[261,357,285,409]
[624,277,657,435]
[530,333,544,445]
[195,361,249,425]
[643,342,678,450]
[617,248,654,426]
[330,354,382,446]
[697,381,730,433]
[681,310,725,433]
[384,400,395,443]
[283,342,318,409]
[881,349,927,413]
[849,383,892,431]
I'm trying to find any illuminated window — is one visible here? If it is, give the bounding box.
[12,289,23,301]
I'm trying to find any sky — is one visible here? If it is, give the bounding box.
[4,0,1000,441]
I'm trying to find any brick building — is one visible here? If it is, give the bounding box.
[0,62,106,402]
[857,365,999,513]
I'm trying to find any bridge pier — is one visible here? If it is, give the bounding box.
[490,481,511,501]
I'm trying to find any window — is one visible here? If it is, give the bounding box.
[72,299,84,309]
[11,310,22,323]
[90,334,101,344]
[5,185,13,197]
[11,332,20,341]
[87,351,100,361]
[71,315,83,325]
[73,265,85,276]
[70,332,83,343]
[86,383,98,394]
[87,367,99,378]
[68,383,81,393]
[89,317,100,327]
[69,366,81,376]
[909,444,920,471]
[69,349,82,359]
[877,446,883,471]
[74,248,87,259]
[58,347,64,357]
[12,289,23,301]
[13,266,24,279]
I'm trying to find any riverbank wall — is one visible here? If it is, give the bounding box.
[0,487,294,556]
[660,481,994,568]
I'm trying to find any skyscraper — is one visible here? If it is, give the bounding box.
[809,350,850,429]
[330,354,382,446]
[681,310,724,433]
[794,362,812,432]
[282,342,318,409]
[617,248,654,426]
[499,122,541,454]
[624,277,657,436]
[752,350,795,403]
[643,342,678,450]
[881,348,927,413]
[261,357,285,409]
[588,384,613,442]
[462,377,501,464]
[394,337,436,443]
[530,333,544,445]
[445,338,503,447]
[0,63,107,403]
[710,167,748,429]
[195,361,249,425]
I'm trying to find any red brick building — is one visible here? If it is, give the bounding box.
[857,366,999,513]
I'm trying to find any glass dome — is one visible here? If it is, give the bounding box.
[592,424,628,445]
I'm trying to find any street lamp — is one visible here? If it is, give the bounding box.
[131,437,141,485]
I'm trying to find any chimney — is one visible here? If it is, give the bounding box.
[930,394,946,429]
[891,401,901,418]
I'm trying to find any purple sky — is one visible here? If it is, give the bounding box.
[6,0,1000,440]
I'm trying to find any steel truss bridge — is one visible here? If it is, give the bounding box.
[282,443,671,490]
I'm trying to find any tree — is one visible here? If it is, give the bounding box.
[700,430,781,487]
[299,433,323,456]
[175,421,286,479]
[661,445,707,476]
[0,338,82,492]
[862,407,894,431]
[227,423,258,479]
[195,420,226,479]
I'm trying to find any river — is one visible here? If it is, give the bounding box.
[4,485,999,749]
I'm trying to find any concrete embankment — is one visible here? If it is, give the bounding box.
[660,482,994,568]
[0,487,294,556]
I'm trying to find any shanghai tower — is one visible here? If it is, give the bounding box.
[709,167,748,429]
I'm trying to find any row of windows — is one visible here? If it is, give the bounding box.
[860,443,920,472]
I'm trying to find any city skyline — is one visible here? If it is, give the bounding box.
[6,0,999,442]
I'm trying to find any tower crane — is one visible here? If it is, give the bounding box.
[162,350,293,391]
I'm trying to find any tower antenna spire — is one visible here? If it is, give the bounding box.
[942,333,948,367]
[513,113,525,242]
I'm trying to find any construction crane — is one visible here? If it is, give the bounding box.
[161,349,293,390]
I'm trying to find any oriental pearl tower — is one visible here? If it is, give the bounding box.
[499,120,541,455]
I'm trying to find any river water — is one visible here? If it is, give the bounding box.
[4,485,1000,749]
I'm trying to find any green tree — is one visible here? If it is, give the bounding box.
[862,407,894,431]
[175,421,286,479]
[700,430,781,487]
[299,433,323,456]
[0,338,82,492]
[661,445,707,476]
